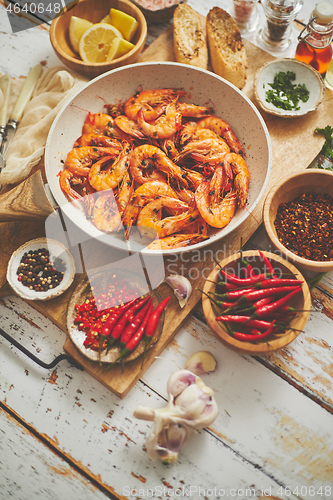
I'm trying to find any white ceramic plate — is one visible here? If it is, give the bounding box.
[7,238,76,301]
[45,62,272,255]
[254,58,325,118]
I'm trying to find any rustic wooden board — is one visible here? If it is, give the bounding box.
[1,25,332,397]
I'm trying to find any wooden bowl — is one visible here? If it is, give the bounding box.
[263,169,333,273]
[50,0,147,79]
[202,251,311,355]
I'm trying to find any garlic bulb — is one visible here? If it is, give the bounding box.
[134,370,218,463]
[165,274,192,308]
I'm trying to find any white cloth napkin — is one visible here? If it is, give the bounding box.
[0,67,88,186]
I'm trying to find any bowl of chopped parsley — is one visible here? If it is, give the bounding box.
[254,58,325,118]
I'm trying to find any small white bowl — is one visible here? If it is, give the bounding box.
[7,238,76,301]
[254,58,325,118]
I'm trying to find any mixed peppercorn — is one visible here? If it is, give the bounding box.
[74,276,170,365]
[203,251,303,343]
[274,192,333,261]
[16,248,65,292]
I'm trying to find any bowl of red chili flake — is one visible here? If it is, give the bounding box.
[263,169,333,273]
[7,237,76,301]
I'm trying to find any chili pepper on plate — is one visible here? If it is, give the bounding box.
[144,296,171,346]
[119,297,153,346]
[106,295,150,351]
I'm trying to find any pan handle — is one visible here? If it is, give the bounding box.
[0,170,55,222]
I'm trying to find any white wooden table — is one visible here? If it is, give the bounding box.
[1,1,333,499]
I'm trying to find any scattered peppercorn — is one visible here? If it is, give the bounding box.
[16,248,66,292]
[274,192,333,261]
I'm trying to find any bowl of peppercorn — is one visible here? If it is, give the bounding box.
[263,169,333,273]
[7,237,76,301]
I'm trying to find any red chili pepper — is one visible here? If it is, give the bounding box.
[215,315,284,332]
[253,278,303,289]
[106,302,154,369]
[125,302,153,353]
[246,327,262,335]
[97,298,137,360]
[101,299,136,337]
[249,287,302,320]
[258,250,277,277]
[210,287,256,301]
[237,285,300,304]
[219,269,273,286]
[253,296,275,309]
[230,320,276,342]
[120,298,152,346]
[106,296,150,350]
[144,296,171,345]
[239,245,254,278]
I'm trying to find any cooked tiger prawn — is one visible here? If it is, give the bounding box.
[177,102,213,118]
[137,196,199,239]
[147,233,209,250]
[223,153,250,208]
[124,88,186,121]
[136,102,182,140]
[175,137,230,164]
[88,142,132,191]
[92,190,122,233]
[195,164,236,228]
[74,134,123,149]
[122,180,179,231]
[59,170,83,200]
[114,115,145,139]
[130,144,188,187]
[82,113,123,139]
[197,116,245,155]
[195,183,237,229]
[65,147,121,177]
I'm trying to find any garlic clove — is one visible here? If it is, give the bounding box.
[165,274,192,308]
[167,369,197,398]
[185,351,217,376]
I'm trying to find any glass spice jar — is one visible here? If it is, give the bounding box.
[257,0,303,55]
[231,0,260,34]
[295,2,333,75]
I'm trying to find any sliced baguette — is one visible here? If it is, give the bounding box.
[206,7,247,89]
[173,4,208,70]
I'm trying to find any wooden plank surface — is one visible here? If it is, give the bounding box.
[1,23,333,397]
[1,294,333,499]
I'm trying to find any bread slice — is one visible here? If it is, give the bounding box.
[206,7,247,89]
[173,4,208,70]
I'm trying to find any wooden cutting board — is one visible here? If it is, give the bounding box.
[1,26,332,397]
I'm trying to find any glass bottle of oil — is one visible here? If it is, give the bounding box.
[295,2,333,75]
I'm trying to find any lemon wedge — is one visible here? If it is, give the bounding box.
[69,16,93,53]
[79,23,123,63]
[100,14,112,24]
[109,8,138,41]
[107,38,135,60]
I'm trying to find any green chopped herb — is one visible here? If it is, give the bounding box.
[315,125,333,170]
[265,71,310,111]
